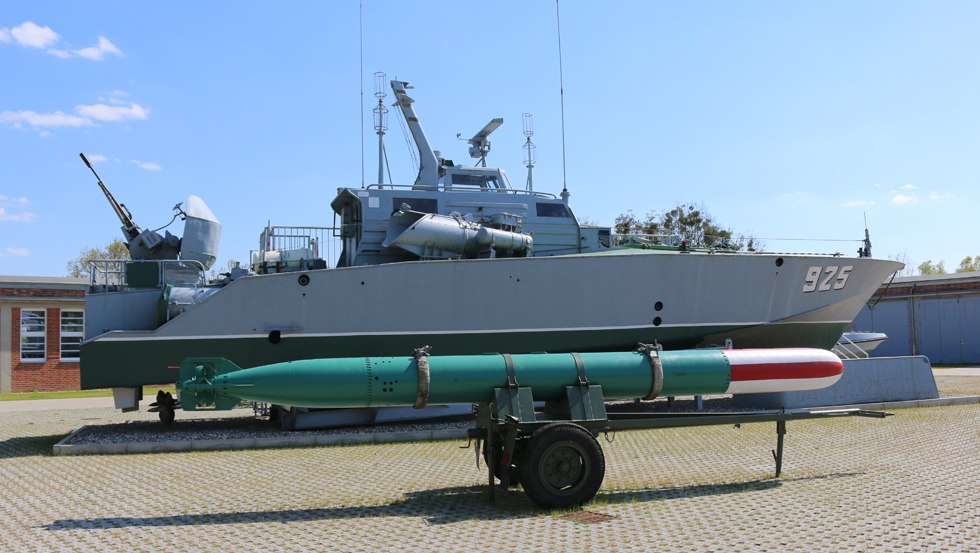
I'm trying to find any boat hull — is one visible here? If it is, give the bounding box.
[80,250,902,389]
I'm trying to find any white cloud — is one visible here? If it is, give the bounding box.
[899,184,917,190]
[1,247,31,257]
[46,48,72,59]
[129,160,162,171]
[1,100,149,130]
[0,207,38,222]
[928,191,951,201]
[87,154,107,163]
[0,195,31,206]
[10,22,60,49]
[2,22,122,60]
[99,90,131,105]
[76,102,149,121]
[891,193,919,205]
[73,36,122,60]
[0,109,92,127]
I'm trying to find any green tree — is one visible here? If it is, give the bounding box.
[614,210,642,234]
[917,260,946,275]
[956,256,980,273]
[66,239,130,279]
[616,202,756,250]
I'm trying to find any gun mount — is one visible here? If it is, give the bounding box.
[80,153,220,270]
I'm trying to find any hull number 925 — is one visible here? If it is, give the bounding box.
[803,265,853,293]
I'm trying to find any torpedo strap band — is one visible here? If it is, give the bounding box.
[413,346,431,409]
[502,354,519,388]
[638,343,664,400]
[571,352,589,386]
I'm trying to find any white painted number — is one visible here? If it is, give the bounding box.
[833,266,853,290]
[803,265,853,293]
[803,267,821,292]
[819,266,838,291]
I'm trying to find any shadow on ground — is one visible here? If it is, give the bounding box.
[0,434,68,459]
[39,471,862,530]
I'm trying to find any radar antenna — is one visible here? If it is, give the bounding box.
[522,113,535,191]
[462,118,503,167]
[373,71,389,186]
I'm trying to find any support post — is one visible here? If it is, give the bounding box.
[486,419,496,502]
[772,420,787,477]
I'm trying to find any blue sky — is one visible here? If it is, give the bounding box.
[2,1,978,277]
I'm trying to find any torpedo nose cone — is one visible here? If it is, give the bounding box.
[722,348,844,394]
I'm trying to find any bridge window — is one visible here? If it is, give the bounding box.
[450,174,500,189]
[536,203,572,218]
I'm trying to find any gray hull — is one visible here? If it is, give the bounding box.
[81,249,901,388]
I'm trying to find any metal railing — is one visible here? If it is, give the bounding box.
[363,183,557,198]
[611,233,684,248]
[832,335,872,360]
[252,224,340,272]
[88,259,207,289]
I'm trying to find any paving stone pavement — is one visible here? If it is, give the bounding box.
[1,403,978,552]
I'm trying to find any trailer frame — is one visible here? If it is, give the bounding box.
[469,383,891,509]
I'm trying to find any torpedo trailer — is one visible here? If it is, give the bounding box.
[176,345,890,509]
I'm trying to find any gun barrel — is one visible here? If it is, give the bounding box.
[80,152,141,239]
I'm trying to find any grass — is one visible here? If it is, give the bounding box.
[0,385,176,402]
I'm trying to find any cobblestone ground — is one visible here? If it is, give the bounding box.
[1,403,977,552]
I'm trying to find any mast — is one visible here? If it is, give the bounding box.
[390,80,440,190]
[523,113,535,191]
[373,72,388,186]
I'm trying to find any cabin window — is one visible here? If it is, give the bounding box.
[60,310,84,361]
[450,174,499,189]
[20,309,46,362]
[393,198,438,213]
[536,202,572,218]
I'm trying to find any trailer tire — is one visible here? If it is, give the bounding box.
[519,423,604,509]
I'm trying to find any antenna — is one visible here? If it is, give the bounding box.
[522,113,535,191]
[373,71,389,186]
[359,1,365,188]
[463,118,503,167]
[556,0,569,202]
[861,212,872,258]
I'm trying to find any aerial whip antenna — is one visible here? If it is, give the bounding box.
[359,0,365,188]
[555,0,569,202]
[373,71,389,186]
[523,113,535,191]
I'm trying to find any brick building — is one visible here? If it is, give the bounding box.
[1,275,87,393]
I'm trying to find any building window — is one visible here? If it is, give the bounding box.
[20,309,46,362]
[61,310,84,361]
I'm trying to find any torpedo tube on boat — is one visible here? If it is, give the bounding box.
[176,347,843,411]
[382,207,532,259]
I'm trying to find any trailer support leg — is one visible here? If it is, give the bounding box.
[773,420,786,477]
[487,425,496,503]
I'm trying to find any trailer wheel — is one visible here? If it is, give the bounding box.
[519,423,604,509]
